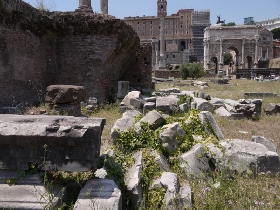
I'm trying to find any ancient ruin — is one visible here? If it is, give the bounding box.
[203,25,274,73]
[0,0,152,109]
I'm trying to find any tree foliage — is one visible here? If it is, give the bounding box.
[222,22,236,26]
[179,63,205,80]
[223,52,233,65]
[271,27,280,40]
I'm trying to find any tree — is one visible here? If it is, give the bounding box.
[179,63,205,80]
[223,52,233,65]
[271,27,280,40]
[179,64,190,80]
[34,0,55,11]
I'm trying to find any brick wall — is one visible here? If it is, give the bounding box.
[0,0,150,107]
[122,42,153,90]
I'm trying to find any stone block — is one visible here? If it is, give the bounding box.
[74,179,122,210]
[214,106,231,117]
[156,96,179,114]
[45,85,86,104]
[143,102,155,115]
[117,81,130,99]
[199,111,225,140]
[0,182,65,210]
[193,98,215,113]
[0,115,105,172]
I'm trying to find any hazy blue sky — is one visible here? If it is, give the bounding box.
[23,0,280,25]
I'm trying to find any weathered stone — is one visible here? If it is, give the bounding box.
[144,97,156,103]
[181,91,195,97]
[160,122,186,151]
[238,99,251,104]
[264,103,278,114]
[156,96,179,114]
[0,115,105,172]
[149,150,169,171]
[197,92,205,99]
[0,183,65,210]
[252,136,277,153]
[210,97,225,105]
[224,99,239,107]
[45,85,86,104]
[224,103,234,112]
[120,91,143,112]
[125,151,143,208]
[117,81,130,99]
[139,110,165,129]
[143,102,156,115]
[179,144,210,176]
[179,185,193,209]
[193,98,215,113]
[244,92,278,98]
[234,103,256,118]
[251,99,263,116]
[161,172,179,208]
[111,110,141,140]
[74,179,122,210]
[220,139,280,173]
[204,94,211,100]
[198,111,225,140]
[193,81,208,87]
[230,113,245,119]
[130,98,145,110]
[179,103,189,113]
[214,106,231,117]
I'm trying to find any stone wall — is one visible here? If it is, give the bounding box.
[0,0,150,107]
[122,42,152,90]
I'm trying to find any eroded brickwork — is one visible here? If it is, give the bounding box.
[122,42,152,90]
[0,0,151,107]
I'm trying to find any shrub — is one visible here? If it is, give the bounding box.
[179,63,205,80]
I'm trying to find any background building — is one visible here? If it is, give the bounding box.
[123,0,210,67]
[255,16,280,31]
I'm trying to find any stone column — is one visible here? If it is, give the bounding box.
[266,47,269,59]
[77,0,93,12]
[100,0,108,14]
[219,39,223,70]
[240,39,245,69]
[203,41,207,70]
[159,16,166,69]
[152,38,159,70]
[254,39,259,69]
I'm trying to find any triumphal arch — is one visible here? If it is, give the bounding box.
[203,25,274,73]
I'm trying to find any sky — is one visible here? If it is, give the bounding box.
[23,0,280,25]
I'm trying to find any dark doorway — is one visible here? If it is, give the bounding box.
[247,56,252,69]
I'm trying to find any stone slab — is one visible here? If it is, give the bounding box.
[0,183,65,209]
[74,179,122,210]
[0,115,105,172]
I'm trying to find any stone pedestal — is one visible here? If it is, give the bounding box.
[158,55,166,69]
